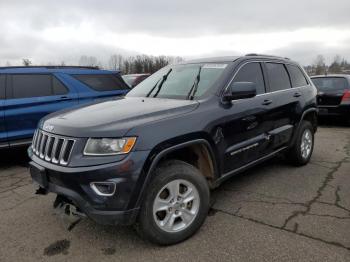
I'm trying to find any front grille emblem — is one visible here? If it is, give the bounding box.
[43,123,54,132]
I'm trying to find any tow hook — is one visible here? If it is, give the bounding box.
[35,187,48,195]
[53,195,86,218]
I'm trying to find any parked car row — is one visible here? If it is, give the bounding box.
[2,54,348,245]
[0,66,130,148]
[311,74,350,120]
[1,64,347,151]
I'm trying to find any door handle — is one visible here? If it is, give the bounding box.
[261,99,272,106]
[60,96,72,101]
[293,92,302,98]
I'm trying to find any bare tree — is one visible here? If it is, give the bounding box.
[313,55,326,75]
[79,55,99,67]
[77,54,184,74]
[108,54,123,70]
[22,58,32,66]
[328,55,342,73]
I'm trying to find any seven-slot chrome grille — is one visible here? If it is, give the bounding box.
[32,129,75,166]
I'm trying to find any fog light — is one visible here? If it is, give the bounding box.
[90,182,116,196]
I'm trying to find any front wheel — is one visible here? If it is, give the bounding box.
[136,160,210,245]
[287,121,314,166]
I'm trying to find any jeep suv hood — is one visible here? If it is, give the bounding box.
[40,97,199,137]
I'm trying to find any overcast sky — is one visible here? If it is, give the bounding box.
[1,0,350,66]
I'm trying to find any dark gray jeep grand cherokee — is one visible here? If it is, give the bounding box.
[29,55,318,245]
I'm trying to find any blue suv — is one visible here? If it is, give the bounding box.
[0,66,130,148]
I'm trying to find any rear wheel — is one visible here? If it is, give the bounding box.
[136,160,210,245]
[287,121,314,166]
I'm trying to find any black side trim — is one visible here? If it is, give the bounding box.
[0,142,9,149]
[225,133,269,155]
[214,147,287,187]
[268,124,293,135]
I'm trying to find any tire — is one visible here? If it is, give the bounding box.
[287,121,314,166]
[135,160,210,245]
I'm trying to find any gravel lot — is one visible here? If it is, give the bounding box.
[0,124,349,262]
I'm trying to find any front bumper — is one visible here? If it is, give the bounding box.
[29,149,150,225]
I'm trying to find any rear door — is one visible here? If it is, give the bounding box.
[4,74,78,143]
[263,62,304,150]
[0,74,7,147]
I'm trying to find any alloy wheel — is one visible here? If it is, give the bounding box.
[152,179,200,233]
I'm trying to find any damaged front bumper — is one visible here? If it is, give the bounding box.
[29,159,140,226]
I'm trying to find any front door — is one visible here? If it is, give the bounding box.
[219,62,273,174]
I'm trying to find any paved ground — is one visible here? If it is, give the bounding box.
[0,124,349,262]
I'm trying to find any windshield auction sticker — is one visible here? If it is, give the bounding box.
[203,64,228,69]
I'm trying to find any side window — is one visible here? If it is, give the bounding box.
[286,64,308,87]
[73,74,130,91]
[0,75,5,99]
[53,77,68,95]
[12,74,52,98]
[265,63,291,92]
[232,62,265,94]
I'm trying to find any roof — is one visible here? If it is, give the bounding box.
[183,56,240,64]
[183,54,293,64]
[0,66,120,74]
[311,74,350,78]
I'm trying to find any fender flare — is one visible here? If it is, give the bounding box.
[290,107,318,146]
[297,107,318,130]
[134,139,218,208]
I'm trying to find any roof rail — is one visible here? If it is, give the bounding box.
[245,53,290,60]
[0,65,100,70]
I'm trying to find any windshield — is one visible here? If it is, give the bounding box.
[312,77,348,91]
[126,63,227,99]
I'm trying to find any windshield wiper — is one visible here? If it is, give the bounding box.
[187,66,202,100]
[146,69,172,98]
[146,79,160,97]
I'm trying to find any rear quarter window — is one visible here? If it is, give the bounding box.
[266,63,291,92]
[53,77,69,95]
[73,74,129,91]
[286,64,308,87]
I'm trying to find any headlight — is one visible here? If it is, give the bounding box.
[84,137,137,156]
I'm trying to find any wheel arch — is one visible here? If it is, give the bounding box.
[132,134,219,209]
[290,107,318,147]
[300,108,318,132]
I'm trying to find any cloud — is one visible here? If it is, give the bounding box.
[1,0,350,65]
[3,0,349,35]
[269,39,350,65]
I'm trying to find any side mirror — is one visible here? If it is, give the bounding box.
[223,81,257,101]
